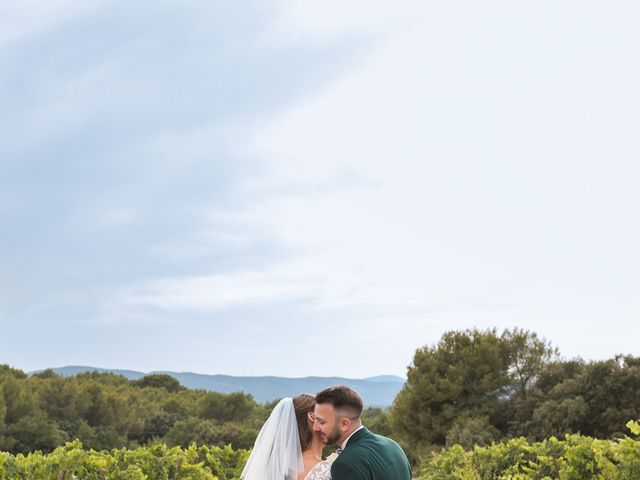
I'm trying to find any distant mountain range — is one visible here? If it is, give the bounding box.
[34,366,406,407]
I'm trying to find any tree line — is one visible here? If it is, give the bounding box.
[0,366,269,454]
[1,328,638,460]
[389,328,640,462]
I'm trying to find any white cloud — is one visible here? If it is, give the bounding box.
[119,270,320,313]
[3,0,640,376]
[268,0,421,44]
[0,0,101,45]
[243,0,640,361]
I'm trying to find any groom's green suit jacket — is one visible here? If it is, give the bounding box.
[330,428,411,480]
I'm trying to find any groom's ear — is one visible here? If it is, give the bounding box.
[307,411,316,422]
[339,416,352,430]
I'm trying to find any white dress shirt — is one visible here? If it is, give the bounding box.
[340,425,365,450]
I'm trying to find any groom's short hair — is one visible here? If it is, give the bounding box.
[316,385,363,419]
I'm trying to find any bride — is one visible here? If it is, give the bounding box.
[241,394,331,480]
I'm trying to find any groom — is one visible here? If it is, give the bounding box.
[313,385,411,480]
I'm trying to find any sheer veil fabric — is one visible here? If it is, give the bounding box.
[241,397,304,480]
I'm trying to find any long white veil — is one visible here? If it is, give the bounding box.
[241,397,303,480]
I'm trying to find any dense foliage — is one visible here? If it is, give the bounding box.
[2,423,638,480]
[0,366,268,454]
[390,329,640,461]
[0,365,393,456]
[0,440,249,480]
[2,326,640,476]
[415,420,640,480]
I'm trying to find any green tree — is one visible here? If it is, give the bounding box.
[390,328,559,455]
[0,392,8,450]
[199,392,255,423]
[362,407,392,437]
[165,417,257,449]
[445,414,501,449]
[140,413,177,443]
[32,374,81,424]
[5,410,66,454]
[1,374,36,424]
[131,374,185,393]
[31,368,59,379]
[507,355,640,440]
[0,364,27,379]
[502,328,558,399]
[0,365,265,454]
[572,356,640,438]
[390,329,511,451]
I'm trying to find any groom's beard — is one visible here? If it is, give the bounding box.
[324,424,342,445]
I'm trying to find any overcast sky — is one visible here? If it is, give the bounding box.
[1,0,639,378]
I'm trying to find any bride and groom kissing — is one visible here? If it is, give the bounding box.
[241,385,411,480]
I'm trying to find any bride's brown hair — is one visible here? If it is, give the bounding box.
[293,394,315,451]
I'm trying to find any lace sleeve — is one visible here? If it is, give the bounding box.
[304,460,332,480]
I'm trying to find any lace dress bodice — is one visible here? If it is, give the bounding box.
[304,460,331,480]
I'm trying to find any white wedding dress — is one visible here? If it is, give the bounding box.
[241,398,332,480]
[304,460,331,480]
